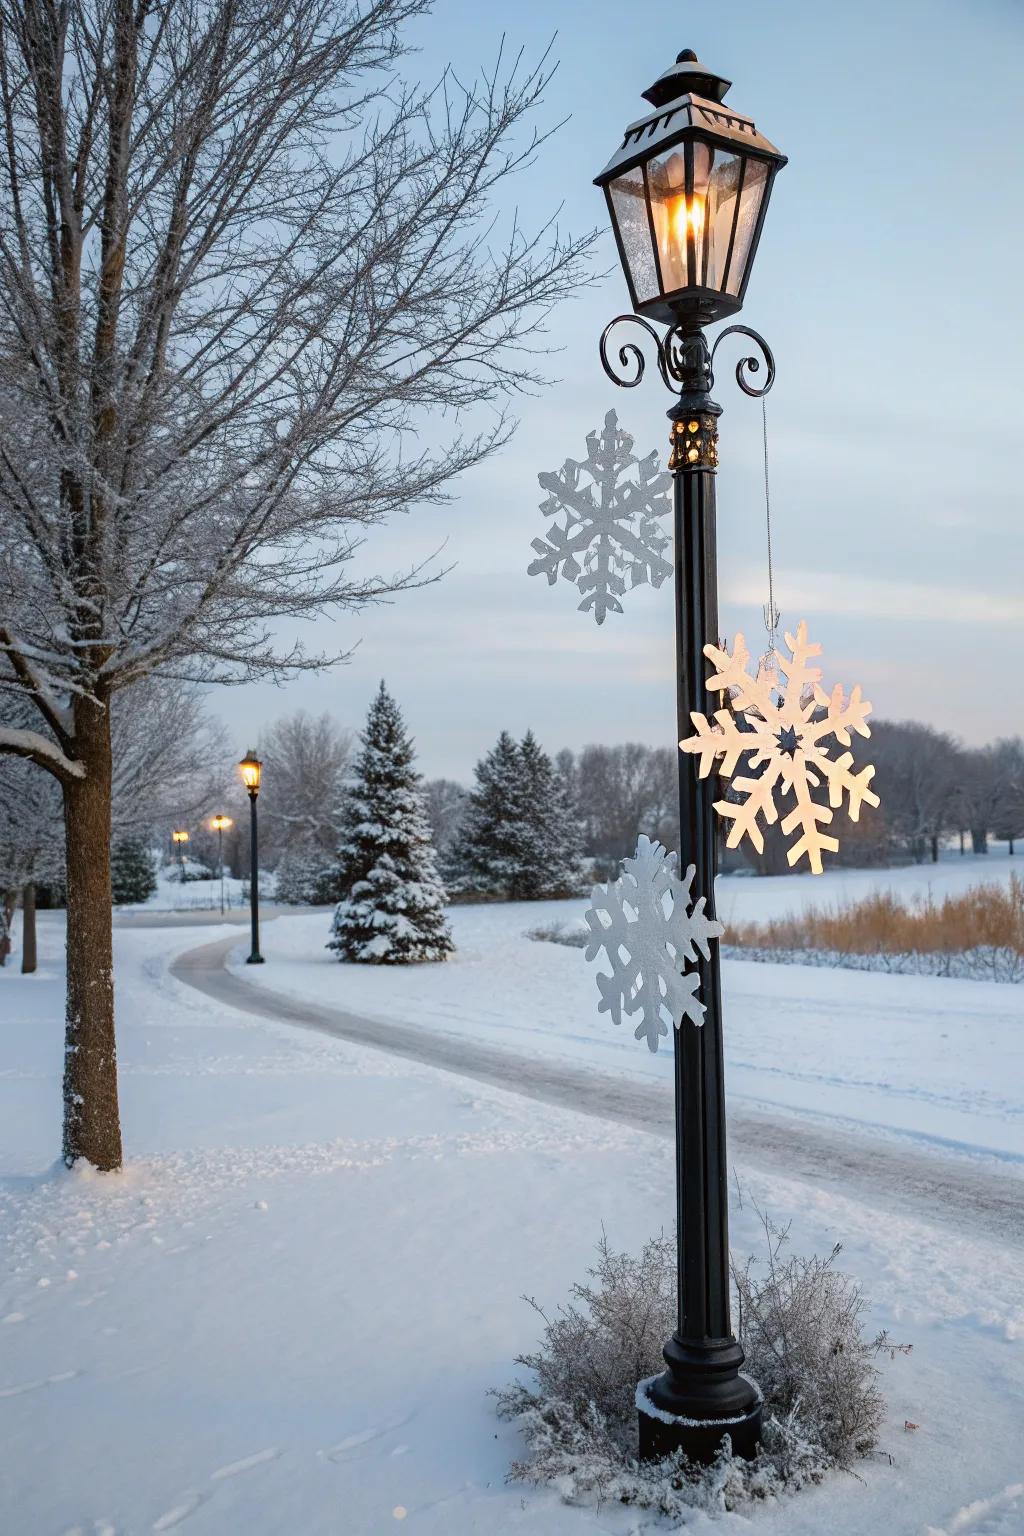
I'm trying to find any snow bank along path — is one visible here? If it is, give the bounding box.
[173,933,1024,1251]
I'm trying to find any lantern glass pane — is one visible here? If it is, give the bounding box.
[608,167,659,304]
[724,158,768,295]
[696,150,741,290]
[646,148,688,293]
[691,142,712,287]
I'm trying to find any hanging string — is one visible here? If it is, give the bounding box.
[760,395,781,668]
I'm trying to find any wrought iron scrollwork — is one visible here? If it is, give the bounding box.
[599,315,775,401]
[709,324,776,398]
[599,315,671,390]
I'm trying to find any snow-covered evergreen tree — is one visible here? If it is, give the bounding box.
[519,731,585,898]
[328,684,453,964]
[446,732,529,898]
[110,836,157,906]
[275,846,343,906]
[447,731,584,900]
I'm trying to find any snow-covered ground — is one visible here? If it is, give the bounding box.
[713,844,1020,926]
[120,864,252,914]
[1,869,1023,1535]
[234,851,1024,1164]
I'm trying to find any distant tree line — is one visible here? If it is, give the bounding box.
[246,713,1024,899]
[5,694,1020,975]
[730,722,1024,875]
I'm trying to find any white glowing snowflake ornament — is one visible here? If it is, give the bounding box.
[583,835,724,1053]
[528,410,672,623]
[679,621,880,874]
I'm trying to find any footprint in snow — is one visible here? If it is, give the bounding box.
[151,1491,207,1531]
[209,1447,280,1481]
[322,1415,411,1462]
[0,1368,79,1398]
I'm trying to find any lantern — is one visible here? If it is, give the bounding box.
[594,49,786,329]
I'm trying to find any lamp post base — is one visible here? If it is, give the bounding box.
[637,1356,762,1465]
[246,954,265,965]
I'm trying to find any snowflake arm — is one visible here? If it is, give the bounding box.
[584,836,724,1052]
[678,622,881,873]
[529,410,671,624]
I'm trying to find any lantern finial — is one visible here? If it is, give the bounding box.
[641,49,732,109]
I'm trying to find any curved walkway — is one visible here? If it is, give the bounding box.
[172,933,1024,1249]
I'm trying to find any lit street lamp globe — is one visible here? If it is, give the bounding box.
[238,751,262,796]
[594,49,786,331]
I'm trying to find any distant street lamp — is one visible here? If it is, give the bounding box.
[593,48,786,1464]
[238,752,264,964]
[210,815,233,916]
[171,828,189,883]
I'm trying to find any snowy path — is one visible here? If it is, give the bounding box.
[4,912,1024,1534]
[173,933,1024,1250]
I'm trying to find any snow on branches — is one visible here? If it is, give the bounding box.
[528,411,672,624]
[679,622,880,874]
[583,835,724,1053]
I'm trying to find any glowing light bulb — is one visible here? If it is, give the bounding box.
[668,196,705,259]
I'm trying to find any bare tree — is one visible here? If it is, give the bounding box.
[0,699,64,970]
[991,738,1024,855]
[868,721,960,863]
[963,738,1024,857]
[258,708,353,866]
[0,0,595,1167]
[422,776,467,859]
[956,745,1003,856]
[111,676,221,832]
[575,743,678,877]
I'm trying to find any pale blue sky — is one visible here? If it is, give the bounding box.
[218,0,1024,779]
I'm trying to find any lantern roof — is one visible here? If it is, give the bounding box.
[595,48,786,189]
[642,48,731,108]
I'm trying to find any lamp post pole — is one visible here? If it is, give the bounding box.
[600,324,774,1462]
[593,47,786,1464]
[238,753,264,964]
[210,815,232,916]
[648,330,772,1462]
[246,790,262,962]
[172,829,189,883]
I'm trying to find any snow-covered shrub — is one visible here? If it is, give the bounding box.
[721,941,1024,983]
[274,847,341,906]
[525,920,588,948]
[110,836,157,905]
[732,1214,891,1469]
[496,1221,901,1512]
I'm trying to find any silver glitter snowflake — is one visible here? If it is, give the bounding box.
[583,835,724,1053]
[528,410,672,623]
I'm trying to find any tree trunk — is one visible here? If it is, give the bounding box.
[971,828,988,855]
[959,830,965,855]
[930,835,939,863]
[21,883,37,974]
[62,697,122,1170]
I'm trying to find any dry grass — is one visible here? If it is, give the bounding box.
[728,876,1024,964]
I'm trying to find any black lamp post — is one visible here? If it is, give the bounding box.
[171,828,189,883]
[594,48,787,1464]
[238,752,264,964]
[210,815,232,916]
